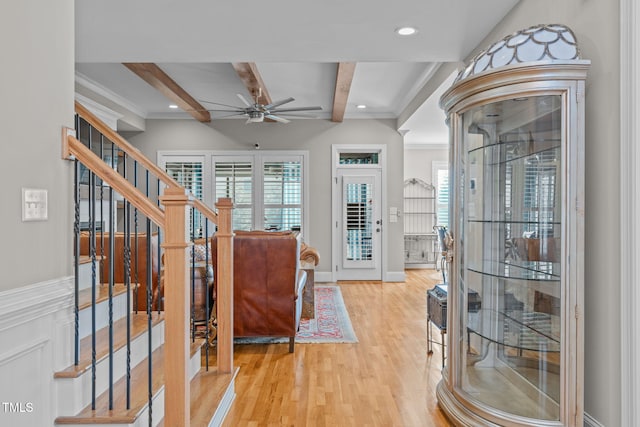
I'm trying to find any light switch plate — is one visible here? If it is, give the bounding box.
[22,188,48,221]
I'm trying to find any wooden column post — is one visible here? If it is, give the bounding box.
[215,198,234,373]
[160,187,192,426]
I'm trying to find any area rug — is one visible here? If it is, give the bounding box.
[235,285,358,345]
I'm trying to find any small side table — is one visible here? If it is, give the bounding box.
[301,260,315,319]
[427,285,448,368]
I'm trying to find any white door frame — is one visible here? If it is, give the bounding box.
[620,1,640,424]
[331,144,387,282]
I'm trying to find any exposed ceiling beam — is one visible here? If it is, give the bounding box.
[122,63,211,122]
[232,63,273,106]
[332,62,356,123]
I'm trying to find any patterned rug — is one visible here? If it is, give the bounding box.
[235,285,358,345]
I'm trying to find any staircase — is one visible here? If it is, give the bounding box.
[54,103,236,426]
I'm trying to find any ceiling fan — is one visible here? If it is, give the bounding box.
[200,90,322,124]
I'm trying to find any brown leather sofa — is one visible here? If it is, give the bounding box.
[211,230,307,352]
[79,231,160,311]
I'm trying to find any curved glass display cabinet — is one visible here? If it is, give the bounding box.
[436,24,589,426]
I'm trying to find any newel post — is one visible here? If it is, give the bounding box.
[215,198,234,373]
[159,187,192,426]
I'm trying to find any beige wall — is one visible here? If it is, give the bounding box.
[404,147,449,184]
[127,118,406,276]
[462,1,620,425]
[0,0,75,291]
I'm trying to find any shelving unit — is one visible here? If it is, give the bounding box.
[436,24,588,427]
[403,178,437,267]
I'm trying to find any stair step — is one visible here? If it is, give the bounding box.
[153,368,238,427]
[189,368,238,427]
[78,283,134,311]
[78,255,105,264]
[55,312,164,379]
[77,256,104,291]
[55,341,204,426]
[78,284,137,339]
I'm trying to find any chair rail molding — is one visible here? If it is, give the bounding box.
[620,0,640,425]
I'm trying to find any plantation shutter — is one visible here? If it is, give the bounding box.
[165,160,204,237]
[436,168,449,227]
[523,148,558,237]
[214,160,253,231]
[262,160,302,232]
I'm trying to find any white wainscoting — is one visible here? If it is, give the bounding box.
[0,276,74,426]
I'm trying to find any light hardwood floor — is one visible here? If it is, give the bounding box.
[207,269,452,427]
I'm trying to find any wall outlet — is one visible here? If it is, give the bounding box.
[22,188,48,221]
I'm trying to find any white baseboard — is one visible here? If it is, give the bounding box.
[314,271,333,283]
[384,271,406,282]
[314,271,407,283]
[584,412,605,427]
[0,276,74,426]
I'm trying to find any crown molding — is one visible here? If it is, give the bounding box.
[75,71,147,118]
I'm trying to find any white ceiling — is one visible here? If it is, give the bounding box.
[75,0,520,144]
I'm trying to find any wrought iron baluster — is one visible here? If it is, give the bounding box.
[156,178,162,314]
[191,212,196,342]
[107,141,115,410]
[73,114,80,367]
[123,152,132,410]
[204,218,210,370]
[134,162,139,314]
[145,170,153,427]
[88,126,97,411]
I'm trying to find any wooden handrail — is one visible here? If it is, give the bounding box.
[74,101,218,225]
[66,135,165,226]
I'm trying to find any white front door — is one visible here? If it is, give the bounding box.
[335,169,382,280]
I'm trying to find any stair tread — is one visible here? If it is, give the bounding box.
[78,255,105,264]
[78,283,136,310]
[55,340,205,424]
[55,312,164,379]
[189,367,238,427]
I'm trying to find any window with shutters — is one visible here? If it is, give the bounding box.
[263,159,302,232]
[433,161,450,228]
[164,157,205,237]
[160,151,307,236]
[214,158,253,231]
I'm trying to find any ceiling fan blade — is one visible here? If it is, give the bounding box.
[205,109,246,113]
[212,112,248,119]
[265,114,291,124]
[272,112,321,119]
[200,99,244,110]
[264,97,295,110]
[270,106,323,113]
[237,93,252,107]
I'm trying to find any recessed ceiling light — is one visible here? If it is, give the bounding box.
[396,26,417,36]
[169,104,178,109]
[356,104,367,109]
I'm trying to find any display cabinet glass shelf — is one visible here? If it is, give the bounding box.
[436,24,588,427]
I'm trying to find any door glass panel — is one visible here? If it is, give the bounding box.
[344,182,373,262]
[458,95,562,421]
